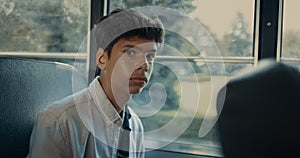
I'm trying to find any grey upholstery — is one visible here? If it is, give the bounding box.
[0,57,87,158]
[217,59,300,158]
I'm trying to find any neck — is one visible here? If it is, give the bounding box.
[98,78,130,114]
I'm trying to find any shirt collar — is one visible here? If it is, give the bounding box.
[88,76,122,127]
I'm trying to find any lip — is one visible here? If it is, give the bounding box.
[130,76,148,84]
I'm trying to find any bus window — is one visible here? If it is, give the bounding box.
[281,0,300,69]
[0,0,90,78]
[6,0,300,157]
[109,0,256,157]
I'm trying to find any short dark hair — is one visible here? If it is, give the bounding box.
[94,9,164,58]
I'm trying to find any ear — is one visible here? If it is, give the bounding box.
[96,48,107,70]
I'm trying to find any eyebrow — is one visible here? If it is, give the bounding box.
[123,44,157,53]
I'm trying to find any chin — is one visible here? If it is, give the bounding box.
[129,87,144,94]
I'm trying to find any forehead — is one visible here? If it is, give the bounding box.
[114,36,157,50]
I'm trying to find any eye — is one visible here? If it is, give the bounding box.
[126,50,135,56]
[146,52,156,62]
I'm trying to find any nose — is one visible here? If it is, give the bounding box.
[138,62,149,72]
[136,55,149,72]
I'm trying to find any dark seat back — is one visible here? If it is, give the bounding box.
[217,59,300,158]
[0,57,87,158]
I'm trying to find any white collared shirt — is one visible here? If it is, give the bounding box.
[27,76,145,158]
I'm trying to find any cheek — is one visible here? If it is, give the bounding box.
[113,59,136,79]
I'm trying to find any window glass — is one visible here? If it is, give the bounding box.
[110,0,255,156]
[0,0,89,64]
[281,0,300,70]
[282,0,300,58]
[110,0,255,57]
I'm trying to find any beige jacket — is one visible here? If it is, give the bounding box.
[27,77,145,158]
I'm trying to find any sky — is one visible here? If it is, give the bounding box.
[189,0,255,39]
[283,0,300,33]
[188,0,300,39]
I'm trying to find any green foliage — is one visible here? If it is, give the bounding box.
[282,30,300,58]
[110,0,195,14]
[164,31,200,56]
[0,0,88,52]
[223,12,251,57]
[222,12,252,75]
[133,63,180,110]
[141,109,220,143]
[140,109,176,131]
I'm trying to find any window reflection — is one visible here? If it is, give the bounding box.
[282,0,300,59]
[110,0,255,156]
[0,0,88,53]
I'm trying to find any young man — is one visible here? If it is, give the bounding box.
[27,9,164,158]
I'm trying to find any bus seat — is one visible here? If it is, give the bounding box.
[217,59,300,158]
[0,57,88,158]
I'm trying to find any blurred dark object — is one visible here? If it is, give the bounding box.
[217,59,300,158]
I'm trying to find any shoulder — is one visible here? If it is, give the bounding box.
[37,88,92,123]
